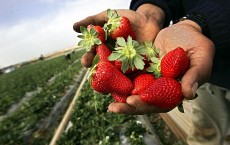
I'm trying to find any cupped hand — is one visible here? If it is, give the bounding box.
[153,20,215,100]
[73,4,165,68]
[108,20,215,115]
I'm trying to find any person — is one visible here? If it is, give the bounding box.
[73,0,230,144]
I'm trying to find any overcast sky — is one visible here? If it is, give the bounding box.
[0,0,131,68]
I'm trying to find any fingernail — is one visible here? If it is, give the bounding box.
[192,82,198,99]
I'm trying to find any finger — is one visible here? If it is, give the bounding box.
[181,66,199,100]
[181,62,212,100]
[73,11,108,33]
[108,102,138,115]
[81,51,95,68]
[182,49,214,100]
[108,96,169,115]
[126,95,170,114]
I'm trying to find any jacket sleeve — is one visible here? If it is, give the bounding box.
[187,0,230,50]
[130,0,230,50]
[129,0,184,27]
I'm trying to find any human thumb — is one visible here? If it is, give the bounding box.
[181,66,200,100]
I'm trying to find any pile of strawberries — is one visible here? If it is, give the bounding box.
[77,9,190,109]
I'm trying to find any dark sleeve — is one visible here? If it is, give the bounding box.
[187,0,230,50]
[188,0,230,89]
[129,0,184,27]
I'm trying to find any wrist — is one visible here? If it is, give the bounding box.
[136,4,165,28]
[179,14,209,37]
[178,20,202,32]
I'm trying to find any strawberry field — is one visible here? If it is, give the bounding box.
[0,47,187,145]
[0,49,86,144]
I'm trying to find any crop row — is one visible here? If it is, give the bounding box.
[0,49,85,115]
[0,51,86,144]
[57,82,148,145]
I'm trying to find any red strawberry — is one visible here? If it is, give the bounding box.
[87,25,106,43]
[77,25,105,51]
[160,47,190,79]
[111,92,128,103]
[95,43,112,62]
[139,77,184,109]
[90,61,133,95]
[104,9,135,40]
[131,73,155,95]
[147,47,190,79]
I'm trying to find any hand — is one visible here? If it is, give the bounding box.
[108,95,170,115]
[108,20,215,115]
[154,20,215,100]
[73,4,165,67]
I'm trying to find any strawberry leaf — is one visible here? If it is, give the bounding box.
[134,57,145,70]
[122,58,129,73]
[116,37,126,47]
[77,26,101,51]
[93,38,101,45]
[151,57,160,63]
[108,52,122,61]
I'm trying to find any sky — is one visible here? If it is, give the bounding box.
[0,0,131,68]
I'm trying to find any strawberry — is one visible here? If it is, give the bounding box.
[95,43,112,62]
[147,47,190,79]
[89,61,133,95]
[87,25,106,43]
[77,25,105,51]
[104,9,135,40]
[108,36,146,73]
[160,47,190,79]
[111,92,128,103]
[131,73,155,95]
[139,77,184,109]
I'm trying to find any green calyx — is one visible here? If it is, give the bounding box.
[146,57,162,78]
[108,36,146,73]
[77,26,101,51]
[104,9,121,34]
[140,41,160,62]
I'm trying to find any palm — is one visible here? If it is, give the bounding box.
[154,22,215,99]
